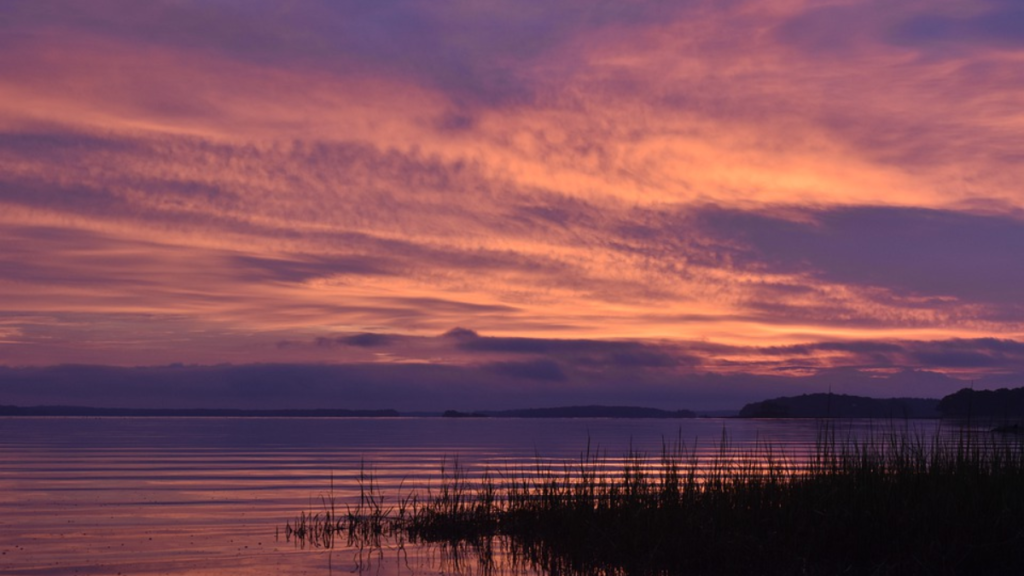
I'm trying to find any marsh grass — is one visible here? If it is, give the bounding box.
[286,424,1024,575]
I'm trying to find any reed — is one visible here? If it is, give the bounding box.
[287,424,1024,575]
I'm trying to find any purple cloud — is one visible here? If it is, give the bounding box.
[0,0,692,108]
[2,0,1024,410]
[484,359,567,382]
[890,5,1024,50]
[0,361,981,412]
[685,205,1024,312]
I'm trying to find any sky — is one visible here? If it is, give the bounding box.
[2,0,1024,411]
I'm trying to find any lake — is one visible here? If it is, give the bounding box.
[0,416,948,575]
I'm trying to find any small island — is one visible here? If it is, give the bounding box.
[0,405,400,418]
[447,405,696,419]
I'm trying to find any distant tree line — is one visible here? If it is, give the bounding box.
[740,387,1024,420]
[936,388,1024,421]
[0,405,399,417]
[444,406,696,419]
[739,393,939,419]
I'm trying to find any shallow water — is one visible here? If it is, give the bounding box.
[0,416,945,575]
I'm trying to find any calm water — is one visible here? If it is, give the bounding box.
[0,417,946,575]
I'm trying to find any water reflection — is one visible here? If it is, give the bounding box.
[286,530,538,576]
[282,419,1022,576]
[3,417,961,575]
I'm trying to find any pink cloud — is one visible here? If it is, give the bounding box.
[1,0,1023,405]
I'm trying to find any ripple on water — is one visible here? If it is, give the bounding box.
[0,416,945,575]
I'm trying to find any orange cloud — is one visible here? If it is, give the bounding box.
[1,0,1023,398]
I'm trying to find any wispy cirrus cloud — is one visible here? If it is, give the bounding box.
[1,0,1022,406]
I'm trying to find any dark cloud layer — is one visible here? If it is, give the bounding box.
[231,255,393,283]
[891,5,1024,49]
[728,338,1024,375]
[459,333,655,355]
[0,0,691,107]
[484,359,567,382]
[270,330,1024,389]
[337,333,395,348]
[779,1,1024,56]
[0,361,976,412]
[687,205,1024,311]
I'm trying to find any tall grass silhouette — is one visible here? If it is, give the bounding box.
[286,424,1024,575]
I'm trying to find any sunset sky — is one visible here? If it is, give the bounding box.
[2,0,1024,410]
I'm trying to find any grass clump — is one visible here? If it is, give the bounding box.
[287,425,1024,575]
